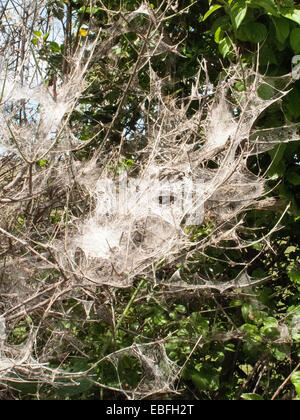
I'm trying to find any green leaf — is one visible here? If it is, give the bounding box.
[259,44,278,65]
[288,268,300,284]
[237,22,268,43]
[280,8,300,25]
[10,381,38,394]
[175,304,187,314]
[249,0,278,16]
[271,17,290,44]
[257,83,275,99]
[211,15,231,33]
[243,341,262,358]
[33,30,42,37]
[286,171,300,186]
[234,81,245,91]
[268,143,287,161]
[291,371,300,397]
[260,325,280,339]
[219,36,233,57]
[190,312,210,335]
[284,245,296,255]
[214,26,224,44]
[240,323,259,335]
[191,366,219,391]
[241,322,266,340]
[49,41,60,53]
[202,5,223,21]
[241,393,264,400]
[241,304,255,323]
[231,2,248,30]
[271,343,290,361]
[56,377,93,397]
[284,87,300,119]
[290,28,300,54]
[268,167,283,180]
[249,0,279,15]
[252,268,267,279]
[263,317,278,327]
[230,298,243,307]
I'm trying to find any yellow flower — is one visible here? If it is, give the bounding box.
[79,28,88,37]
